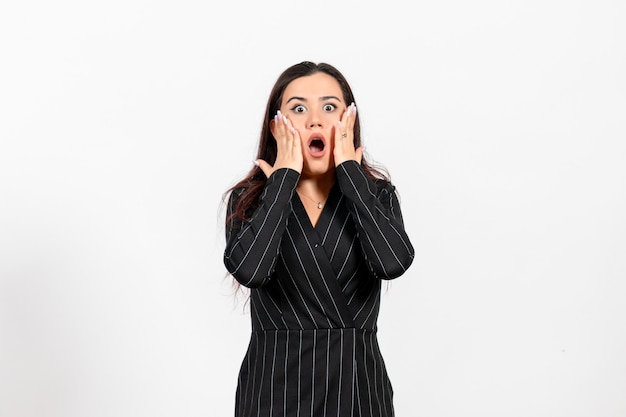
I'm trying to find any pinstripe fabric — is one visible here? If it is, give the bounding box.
[224,161,414,417]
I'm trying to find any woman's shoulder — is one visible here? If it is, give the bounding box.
[372,177,396,194]
[227,177,262,199]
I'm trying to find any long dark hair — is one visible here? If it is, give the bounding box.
[223,61,389,224]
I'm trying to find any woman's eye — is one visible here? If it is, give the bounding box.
[293,105,306,113]
[323,104,336,112]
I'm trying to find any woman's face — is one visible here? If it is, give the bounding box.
[278,72,347,177]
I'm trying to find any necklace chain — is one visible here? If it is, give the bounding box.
[297,190,324,209]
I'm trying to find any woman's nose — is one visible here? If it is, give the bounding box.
[307,112,323,128]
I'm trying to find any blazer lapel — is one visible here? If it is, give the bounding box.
[290,186,355,328]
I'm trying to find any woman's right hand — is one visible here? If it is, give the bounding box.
[256,111,303,178]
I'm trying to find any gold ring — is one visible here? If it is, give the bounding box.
[341,133,347,138]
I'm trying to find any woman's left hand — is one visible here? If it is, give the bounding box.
[333,102,363,166]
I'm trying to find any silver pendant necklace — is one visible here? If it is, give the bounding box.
[298,191,324,209]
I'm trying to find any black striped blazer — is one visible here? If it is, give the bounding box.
[224,160,415,417]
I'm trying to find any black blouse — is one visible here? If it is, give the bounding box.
[224,160,414,417]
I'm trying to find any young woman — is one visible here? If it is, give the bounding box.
[223,61,414,417]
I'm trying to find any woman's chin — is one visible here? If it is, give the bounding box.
[302,158,335,177]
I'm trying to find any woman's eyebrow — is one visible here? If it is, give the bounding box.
[285,96,306,104]
[285,95,342,104]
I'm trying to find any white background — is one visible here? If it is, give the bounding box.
[1,1,625,416]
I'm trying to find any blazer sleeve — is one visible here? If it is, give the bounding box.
[336,160,415,279]
[223,168,300,288]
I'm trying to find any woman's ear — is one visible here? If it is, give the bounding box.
[269,118,276,139]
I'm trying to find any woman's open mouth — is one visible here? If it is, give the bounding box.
[307,135,326,157]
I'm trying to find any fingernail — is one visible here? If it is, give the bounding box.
[338,120,342,128]
[291,128,296,134]
[350,102,357,115]
[253,160,259,167]
[283,115,289,125]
